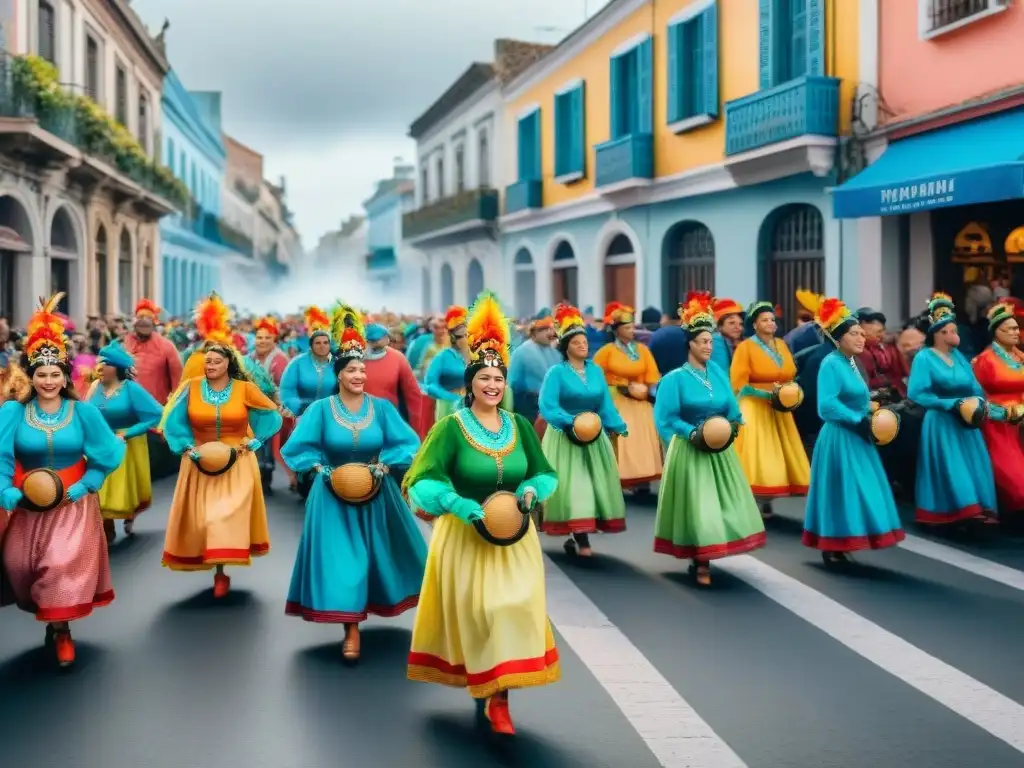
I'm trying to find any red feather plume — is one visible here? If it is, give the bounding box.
[444,306,468,330]
[814,297,850,331]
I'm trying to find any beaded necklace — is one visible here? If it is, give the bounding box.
[615,340,640,362]
[993,344,1022,371]
[26,399,74,467]
[565,360,588,385]
[683,362,713,398]
[328,395,375,451]
[753,335,783,367]
[96,382,124,412]
[454,408,516,487]
[201,379,233,441]
[310,354,330,401]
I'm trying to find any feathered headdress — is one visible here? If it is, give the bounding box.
[193,292,233,345]
[304,305,330,337]
[134,298,161,319]
[553,303,586,340]
[532,307,554,330]
[444,305,468,331]
[25,293,69,367]
[330,303,366,360]
[679,291,715,335]
[253,316,280,338]
[795,289,823,315]
[814,297,855,341]
[711,297,743,324]
[986,301,1016,331]
[603,302,634,326]
[466,291,510,368]
[926,291,956,332]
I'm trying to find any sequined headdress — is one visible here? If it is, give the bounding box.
[553,303,586,341]
[814,297,856,344]
[466,291,510,370]
[330,303,366,361]
[193,292,233,346]
[926,292,956,334]
[679,291,715,336]
[25,292,69,368]
[603,302,634,326]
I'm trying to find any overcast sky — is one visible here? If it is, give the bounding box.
[130,0,602,251]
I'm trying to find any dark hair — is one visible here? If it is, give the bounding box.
[333,351,364,375]
[17,356,78,403]
[556,328,586,358]
[203,344,249,382]
[462,360,508,408]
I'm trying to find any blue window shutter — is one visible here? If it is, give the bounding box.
[571,85,585,174]
[531,111,542,180]
[759,0,773,88]
[702,4,719,118]
[806,0,824,76]
[554,96,564,178]
[610,55,622,139]
[636,37,653,134]
[516,116,528,180]
[667,24,681,124]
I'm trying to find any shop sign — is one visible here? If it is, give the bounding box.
[879,178,956,214]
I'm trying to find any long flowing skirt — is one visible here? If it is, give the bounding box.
[98,434,152,520]
[915,409,997,523]
[654,436,766,560]
[407,514,560,699]
[162,451,271,570]
[980,419,1024,512]
[609,390,662,485]
[540,427,625,535]
[802,422,904,551]
[734,397,810,496]
[1,494,114,620]
[286,475,426,622]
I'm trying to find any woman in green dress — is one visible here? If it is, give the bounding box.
[403,291,560,736]
[653,293,766,586]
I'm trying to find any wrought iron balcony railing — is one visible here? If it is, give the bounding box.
[402,187,498,240]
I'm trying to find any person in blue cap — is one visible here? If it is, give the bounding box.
[86,342,164,544]
[362,321,422,436]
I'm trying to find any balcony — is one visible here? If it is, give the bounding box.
[594,133,654,189]
[178,205,255,257]
[724,75,840,156]
[402,187,498,244]
[366,247,397,272]
[504,179,542,215]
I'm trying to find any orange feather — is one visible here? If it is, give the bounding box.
[444,306,468,330]
[466,292,510,366]
[304,305,329,332]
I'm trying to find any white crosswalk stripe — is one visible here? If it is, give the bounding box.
[898,534,1024,593]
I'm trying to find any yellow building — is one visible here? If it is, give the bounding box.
[495,0,874,326]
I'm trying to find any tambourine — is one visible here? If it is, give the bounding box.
[956,397,987,428]
[988,403,1024,425]
[194,441,237,476]
[770,382,804,412]
[19,468,65,512]
[693,416,735,453]
[473,491,530,547]
[329,463,382,505]
[568,412,602,445]
[870,407,900,446]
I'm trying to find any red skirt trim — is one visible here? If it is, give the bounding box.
[161,543,270,566]
[751,484,808,497]
[914,504,992,525]
[654,530,767,561]
[622,475,661,488]
[33,589,115,622]
[284,594,418,624]
[801,528,905,552]
[407,646,560,686]
[542,518,626,535]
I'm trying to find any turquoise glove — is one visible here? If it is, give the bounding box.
[247,438,263,452]
[67,483,88,502]
[0,487,22,511]
[448,497,484,523]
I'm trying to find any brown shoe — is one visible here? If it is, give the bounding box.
[342,623,360,663]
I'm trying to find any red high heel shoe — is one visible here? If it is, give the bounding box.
[213,572,231,599]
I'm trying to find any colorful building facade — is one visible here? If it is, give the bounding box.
[498,0,872,326]
[363,161,415,289]
[833,0,1024,325]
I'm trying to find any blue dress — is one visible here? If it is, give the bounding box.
[281,394,428,623]
[279,352,334,417]
[802,352,904,551]
[908,347,997,523]
[424,347,467,420]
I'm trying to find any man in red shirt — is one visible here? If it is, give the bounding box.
[362,322,422,421]
[855,307,908,401]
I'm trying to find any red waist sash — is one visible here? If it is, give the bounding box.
[13,458,87,490]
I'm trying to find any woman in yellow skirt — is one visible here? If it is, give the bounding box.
[87,343,163,544]
[592,302,662,490]
[404,291,559,736]
[161,294,282,598]
[730,301,810,518]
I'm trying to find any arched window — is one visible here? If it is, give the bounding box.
[763,204,824,330]
[466,258,483,302]
[513,248,536,318]
[118,228,133,315]
[440,262,454,308]
[551,240,578,306]
[0,195,34,322]
[603,233,636,307]
[95,224,109,315]
[663,222,714,309]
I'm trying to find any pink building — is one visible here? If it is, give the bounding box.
[832,0,1024,334]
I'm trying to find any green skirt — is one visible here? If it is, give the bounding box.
[540,427,626,535]
[654,436,766,561]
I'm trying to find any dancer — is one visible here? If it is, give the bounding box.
[592,302,662,489]
[908,293,997,525]
[709,297,744,373]
[652,293,764,586]
[537,303,626,556]
[161,294,283,597]
[249,315,291,495]
[404,291,559,736]
[423,305,470,420]
[0,294,125,666]
[730,300,810,518]
[281,305,426,662]
[87,343,163,543]
[800,298,904,564]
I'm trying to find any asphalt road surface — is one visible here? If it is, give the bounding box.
[2,478,1024,768]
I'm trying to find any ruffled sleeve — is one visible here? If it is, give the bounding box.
[279,356,303,415]
[403,416,462,517]
[538,366,573,430]
[653,370,695,443]
[376,397,421,469]
[0,401,23,492]
[512,413,557,502]
[280,398,325,474]
[817,355,867,425]
[76,401,127,491]
[162,380,196,455]
[243,381,283,442]
[121,380,164,438]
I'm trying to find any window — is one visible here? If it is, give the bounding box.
[454,144,465,193]
[515,109,541,181]
[138,91,149,152]
[85,34,100,100]
[167,137,175,174]
[554,82,585,182]
[667,1,719,130]
[435,154,444,197]
[420,165,429,202]
[609,36,652,141]
[759,0,824,89]
[115,64,128,125]
[921,0,1006,38]
[38,2,56,64]
[477,131,490,187]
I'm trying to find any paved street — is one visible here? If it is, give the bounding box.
[2,479,1024,768]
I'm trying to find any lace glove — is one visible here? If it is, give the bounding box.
[0,487,22,511]
[67,482,89,503]
[448,497,485,523]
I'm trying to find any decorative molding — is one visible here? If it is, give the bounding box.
[668,114,715,135]
[611,32,651,58]
[544,231,582,271]
[556,78,585,96]
[917,0,1008,41]
[517,102,541,120]
[668,0,716,27]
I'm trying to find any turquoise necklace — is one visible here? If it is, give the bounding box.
[683,362,713,398]
[201,379,233,440]
[993,344,1022,371]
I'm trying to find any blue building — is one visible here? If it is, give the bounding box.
[363,162,415,288]
[160,71,240,316]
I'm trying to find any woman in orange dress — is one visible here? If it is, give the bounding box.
[971,302,1024,514]
[730,301,810,519]
[592,302,662,489]
[161,295,282,598]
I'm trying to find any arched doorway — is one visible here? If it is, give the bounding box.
[0,195,35,322]
[761,204,824,330]
[551,240,578,306]
[603,233,636,307]
[118,228,133,314]
[421,266,431,313]
[513,248,536,318]
[95,225,109,315]
[49,207,78,316]
[663,221,714,309]
[440,262,454,308]
[466,258,483,302]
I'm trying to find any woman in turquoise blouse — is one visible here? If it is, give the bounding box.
[281,306,427,663]
[88,343,163,543]
[423,305,471,421]
[538,303,626,556]
[0,294,125,667]
[653,294,765,587]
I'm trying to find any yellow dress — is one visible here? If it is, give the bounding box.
[729,337,810,496]
[161,378,282,570]
[592,341,663,485]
